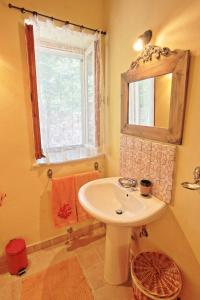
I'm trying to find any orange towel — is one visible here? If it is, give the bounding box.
[52,176,78,228]
[75,171,100,222]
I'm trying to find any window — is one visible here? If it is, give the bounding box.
[25,20,101,163]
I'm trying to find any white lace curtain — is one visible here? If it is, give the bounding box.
[25,17,103,163]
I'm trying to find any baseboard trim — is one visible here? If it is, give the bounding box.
[27,222,105,254]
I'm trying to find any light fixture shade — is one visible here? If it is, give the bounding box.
[133,30,152,51]
[133,38,144,51]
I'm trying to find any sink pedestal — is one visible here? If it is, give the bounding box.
[104,224,132,285]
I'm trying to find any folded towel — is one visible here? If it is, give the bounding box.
[52,176,77,228]
[75,171,100,222]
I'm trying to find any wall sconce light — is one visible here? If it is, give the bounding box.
[133,30,152,51]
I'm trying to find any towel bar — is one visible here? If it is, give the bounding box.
[47,161,99,179]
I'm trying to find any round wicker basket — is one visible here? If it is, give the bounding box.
[131,252,182,300]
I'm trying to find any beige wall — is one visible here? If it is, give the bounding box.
[0,0,105,255]
[104,0,200,298]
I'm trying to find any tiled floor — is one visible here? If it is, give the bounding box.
[0,237,133,300]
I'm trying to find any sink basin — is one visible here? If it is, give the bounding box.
[79,177,166,226]
[78,177,167,285]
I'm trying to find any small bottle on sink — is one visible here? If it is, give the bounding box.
[140,179,152,197]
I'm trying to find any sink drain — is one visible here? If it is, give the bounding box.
[115,209,123,215]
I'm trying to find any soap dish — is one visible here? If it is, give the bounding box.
[181,182,200,190]
[118,177,137,188]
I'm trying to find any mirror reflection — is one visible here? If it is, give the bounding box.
[128,73,172,128]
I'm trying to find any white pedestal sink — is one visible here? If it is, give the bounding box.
[78,177,166,285]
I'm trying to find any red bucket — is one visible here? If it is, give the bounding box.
[5,238,28,275]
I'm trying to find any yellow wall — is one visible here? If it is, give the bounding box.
[0,0,105,255]
[104,0,200,298]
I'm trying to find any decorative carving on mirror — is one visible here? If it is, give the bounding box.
[121,48,190,144]
[130,45,173,69]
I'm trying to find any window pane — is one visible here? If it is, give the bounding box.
[36,47,83,151]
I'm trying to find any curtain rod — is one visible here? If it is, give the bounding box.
[8,3,107,35]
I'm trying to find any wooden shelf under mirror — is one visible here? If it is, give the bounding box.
[121,47,190,144]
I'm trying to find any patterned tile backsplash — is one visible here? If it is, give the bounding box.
[120,134,176,204]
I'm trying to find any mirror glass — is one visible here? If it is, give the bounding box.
[128,73,172,128]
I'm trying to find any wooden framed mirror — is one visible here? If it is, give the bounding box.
[121,46,190,144]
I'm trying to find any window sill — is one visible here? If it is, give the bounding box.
[31,153,105,169]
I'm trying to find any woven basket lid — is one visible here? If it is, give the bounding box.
[132,252,182,298]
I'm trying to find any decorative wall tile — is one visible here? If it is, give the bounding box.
[149,142,162,198]
[120,134,176,204]
[140,140,152,180]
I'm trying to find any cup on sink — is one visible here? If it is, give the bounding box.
[140,179,152,197]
